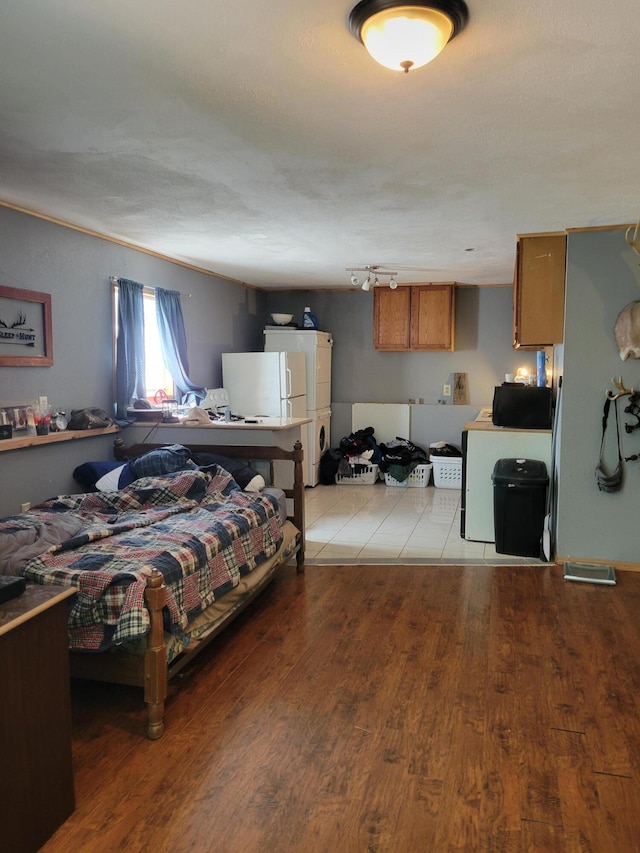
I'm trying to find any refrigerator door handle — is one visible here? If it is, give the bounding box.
[285,398,292,419]
[285,366,292,399]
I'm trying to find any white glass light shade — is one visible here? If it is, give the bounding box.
[360,6,453,72]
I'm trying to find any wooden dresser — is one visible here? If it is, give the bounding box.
[0,584,76,852]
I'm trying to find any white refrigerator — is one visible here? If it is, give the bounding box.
[221,351,307,419]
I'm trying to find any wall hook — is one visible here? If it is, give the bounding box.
[606,376,636,400]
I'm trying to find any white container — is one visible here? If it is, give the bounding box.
[384,463,432,488]
[432,456,462,489]
[335,463,379,485]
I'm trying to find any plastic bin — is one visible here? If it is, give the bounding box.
[384,464,432,488]
[432,456,462,489]
[492,458,548,557]
[335,463,379,485]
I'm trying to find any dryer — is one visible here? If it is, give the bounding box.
[307,407,331,487]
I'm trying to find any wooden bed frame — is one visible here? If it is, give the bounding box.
[68,439,305,739]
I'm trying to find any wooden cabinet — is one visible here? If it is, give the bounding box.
[513,233,566,348]
[0,585,76,852]
[374,284,455,351]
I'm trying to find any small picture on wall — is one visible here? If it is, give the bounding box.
[0,285,53,366]
[453,372,468,405]
[8,406,28,431]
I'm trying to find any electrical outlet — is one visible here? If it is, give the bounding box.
[39,395,48,413]
[20,502,31,513]
[443,384,451,396]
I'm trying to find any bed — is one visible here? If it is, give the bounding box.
[0,439,305,739]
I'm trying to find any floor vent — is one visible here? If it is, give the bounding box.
[563,562,616,585]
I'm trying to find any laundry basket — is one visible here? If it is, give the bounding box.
[432,456,462,489]
[384,464,432,488]
[335,463,379,485]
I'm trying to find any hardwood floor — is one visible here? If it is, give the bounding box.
[43,564,640,853]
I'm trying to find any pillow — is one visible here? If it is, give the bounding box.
[130,444,196,479]
[73,460,122,491]
[244,474,266,493]
[95,465,127,492]
[190,451,264,491]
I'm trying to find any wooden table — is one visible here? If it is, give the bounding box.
[0,584,76,852]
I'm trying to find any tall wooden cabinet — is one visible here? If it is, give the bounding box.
[513,232,566,348]
[0,585,76,852]
[374,284,455,351]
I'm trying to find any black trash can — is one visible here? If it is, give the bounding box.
[492,458,549,557]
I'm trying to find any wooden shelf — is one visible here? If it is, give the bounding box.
[0,424,120,453]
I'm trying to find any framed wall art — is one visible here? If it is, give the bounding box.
[0,285,53,366]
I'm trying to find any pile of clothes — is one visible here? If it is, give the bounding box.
[378,437,429,483]
[319,428,432,486]
[319,426,381,484]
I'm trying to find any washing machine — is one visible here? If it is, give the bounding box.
[306,407,331,486]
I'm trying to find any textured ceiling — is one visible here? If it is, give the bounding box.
[1,0,639,289]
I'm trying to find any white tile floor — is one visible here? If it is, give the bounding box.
[303,481,542,565]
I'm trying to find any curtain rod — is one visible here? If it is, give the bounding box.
[109,276,191,297]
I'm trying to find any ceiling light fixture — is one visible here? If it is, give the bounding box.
[346,265,399,290]
[348,0,469,74]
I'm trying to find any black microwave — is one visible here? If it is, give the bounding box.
[492,385,553,429]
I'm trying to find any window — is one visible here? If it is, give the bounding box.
[142,290,174,401]
[113,277,204,420]
[112,283,174,404]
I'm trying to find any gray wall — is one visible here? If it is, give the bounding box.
[0,205,267,515]
[556,227,640,564]
[267,287,533,449]
[0,204,529,521]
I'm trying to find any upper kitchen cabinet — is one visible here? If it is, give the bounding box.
[374,284,455,351]
[513,232,566,348]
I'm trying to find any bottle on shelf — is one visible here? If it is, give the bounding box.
[302,307,319,329]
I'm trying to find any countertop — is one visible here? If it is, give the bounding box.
[128,416,312,431]
[0,584,76,636]
[464,420,551,434]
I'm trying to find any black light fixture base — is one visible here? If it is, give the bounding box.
[348,0,469,43]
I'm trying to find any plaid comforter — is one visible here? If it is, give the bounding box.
[4,468,283,651]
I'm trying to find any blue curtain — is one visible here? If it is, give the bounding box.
[155,286,206,406]
[115,278,145,421]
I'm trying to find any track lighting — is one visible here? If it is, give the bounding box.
[346,265,399,291]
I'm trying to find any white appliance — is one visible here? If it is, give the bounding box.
[461,423,552,542]
[351,403,411,443]
[264,329,333,486]
[221,351,307,419]
[311,405,332,473]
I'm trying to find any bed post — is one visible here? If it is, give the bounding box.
[143,570,168,739]
[293,440,305,573]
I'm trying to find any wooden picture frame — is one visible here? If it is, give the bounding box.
[453,371,468,405]
[0,285,53,366]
